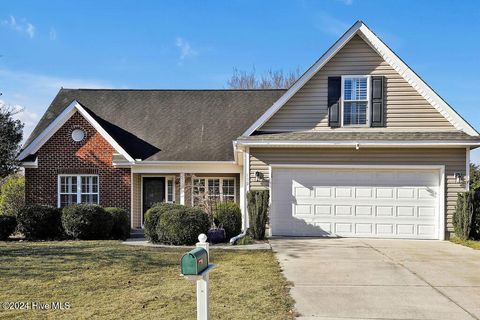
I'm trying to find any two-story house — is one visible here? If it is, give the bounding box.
[19,21,480,240]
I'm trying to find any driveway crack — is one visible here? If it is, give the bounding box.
[361,240,479,320]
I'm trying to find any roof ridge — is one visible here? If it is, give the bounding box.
[60,88,287,92]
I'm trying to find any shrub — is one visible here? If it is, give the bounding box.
[105,207,130,240]
[156,206,210,245]
[453,191,478,240]
[247,190,269,240]
[17,205,63,240]
[470,190,480,240]
[0,215,17,240]
[62,204,113,240]
[0,175,25,216]
[237,235,253,245]
[213,202,242,240]
[144,203,183,242]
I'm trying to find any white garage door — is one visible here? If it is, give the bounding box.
[271,167,442,239]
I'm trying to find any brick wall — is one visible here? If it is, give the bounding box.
[25,111,131,212]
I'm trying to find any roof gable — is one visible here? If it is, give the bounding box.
[243,21,478,136]
[18,101,135,162]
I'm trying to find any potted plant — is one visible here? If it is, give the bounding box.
[207,222,225,244]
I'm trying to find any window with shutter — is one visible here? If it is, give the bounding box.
[341,76,370,127]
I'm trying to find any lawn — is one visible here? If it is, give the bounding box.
[450,238,480,250]
[0,241,294,320]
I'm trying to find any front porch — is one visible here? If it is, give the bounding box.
[130,172,241,229]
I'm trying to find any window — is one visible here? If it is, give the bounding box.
[58,175,99,208]
[342,76,369,126]
[192,177,236,206]
[192,178,206,206]
[208,179,221,202]
[222,179,235,202]
[166,177,174,203]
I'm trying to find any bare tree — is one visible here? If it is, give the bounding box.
[227,67,301,89]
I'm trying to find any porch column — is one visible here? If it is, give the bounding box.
[180,172,185,205]
[242,147,250,230]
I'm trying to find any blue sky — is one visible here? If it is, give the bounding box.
[1,0,479,161]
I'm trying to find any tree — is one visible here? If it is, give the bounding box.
[470,163,480,191]
[227,67,301,89]
[0,174,25,216]
[0,103,23,178]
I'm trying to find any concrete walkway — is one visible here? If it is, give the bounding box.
[122,238,271,250]
[270,238,480,320]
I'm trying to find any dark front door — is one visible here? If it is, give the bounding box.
[143,177,165,223]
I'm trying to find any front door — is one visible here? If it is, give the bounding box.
[142,177,165,224]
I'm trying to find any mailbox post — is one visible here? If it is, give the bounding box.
[181,234,215,320]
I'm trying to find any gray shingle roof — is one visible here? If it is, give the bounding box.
[25,89,286,161]
[238,131,480,142]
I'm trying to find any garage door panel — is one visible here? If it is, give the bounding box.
[271,167,440,239]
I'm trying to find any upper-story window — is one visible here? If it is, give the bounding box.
[342,76,370,126]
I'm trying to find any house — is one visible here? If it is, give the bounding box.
[19,21,480,240]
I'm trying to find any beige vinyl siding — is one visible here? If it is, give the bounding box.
[249,147,466,235]
[260,35,455,131]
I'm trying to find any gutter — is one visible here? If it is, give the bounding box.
[234,140,480,148]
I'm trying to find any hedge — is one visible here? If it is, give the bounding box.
[0,215,17,240]
[213,202,242,240]
[144,203,183,242]
[62,204,113,240]
[247,190,269,240]
[105,207,130,240]
[17,205,64,240]
[156,206,210,245]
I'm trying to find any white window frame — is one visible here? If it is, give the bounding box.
[57,174,99,208]
[191,176,237,206]
[341,75,371,127]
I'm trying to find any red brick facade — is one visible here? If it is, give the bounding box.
[25,112,131,212]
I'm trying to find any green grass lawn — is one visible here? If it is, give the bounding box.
[450,238,480,250]
[0,241,294,320]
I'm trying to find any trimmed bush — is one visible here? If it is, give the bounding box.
[247,190,269,240]
[156,206,210,245]
[105,207,130,240]
[144,203,183,242]
[453,191,478,240]
[17,205,63,240]
[213,202,242,240]
[0,215,17,240]
[470,190,480,240]
[62,204,113,240]
[0,175,25,216]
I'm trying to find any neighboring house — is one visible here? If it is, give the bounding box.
[19,21,480,240]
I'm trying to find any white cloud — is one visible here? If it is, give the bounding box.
[0,68,115,144]
[26,23,35,38]
[2,15,35,38]
[313,12,350,36]
[0,68,112,92]
[49,27,57,40]
[0,99,40,142]
[175,37,198,62]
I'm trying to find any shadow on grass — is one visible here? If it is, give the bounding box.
[0,241,183,279]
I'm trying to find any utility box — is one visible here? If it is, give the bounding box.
[181,247,209,275]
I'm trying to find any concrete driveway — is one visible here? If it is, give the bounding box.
[270,238,480,320]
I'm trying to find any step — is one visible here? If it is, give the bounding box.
[129,229,145,238]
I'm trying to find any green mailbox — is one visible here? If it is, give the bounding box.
[181,247,209,275]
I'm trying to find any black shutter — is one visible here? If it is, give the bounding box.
[370,76,384,127]
[328,77,341,128]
